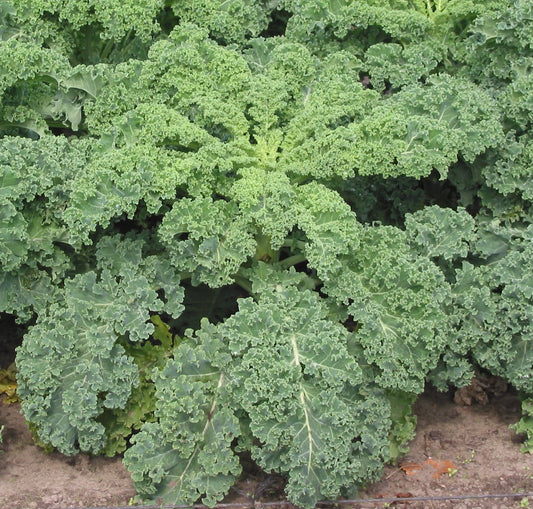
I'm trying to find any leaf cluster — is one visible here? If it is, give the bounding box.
[1,1,532,507]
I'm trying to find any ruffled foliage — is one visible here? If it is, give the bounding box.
[1,1,531,508]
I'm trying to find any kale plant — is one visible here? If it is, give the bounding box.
[1,1,532,507]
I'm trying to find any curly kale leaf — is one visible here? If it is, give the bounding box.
[427,260,494,391]
[511,397,533,453]
[100,316,178,457]
[229,168,295,251]
[0,38,70,97]
[16,236,185,455]
[0,267,59,322]
[405,206,476,262]
[482,134,533,204]
[402,207,481,389]
[364,41,443,93]
[278,51,376,180]
[158,197,256,288]
[127,281,392,508]
[123,332,241,507]
[16,280,140,455]
[6,0,163,44]
[0,30,110,134]
[326,225,450,393]
[0,37,70,136]
[63,144,175,244]
[282,0,431,52]
[470,221,533,392]
[220,287,389,507]
[294,181,361,277]
[289,190,451,393]
[85,23,252,137]
[168,0,273,44]
[353,75,503,179]
[281,0,505,59]
[465,0,533,129]
[282,72,502,180]
[429,218,533,392]
[0,135,93,271]
[401,206,478,388]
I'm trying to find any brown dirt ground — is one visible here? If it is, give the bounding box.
[1,385,532,509]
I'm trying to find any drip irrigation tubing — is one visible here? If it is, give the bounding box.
[47,491,533,509]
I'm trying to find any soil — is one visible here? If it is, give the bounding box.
[0,316,532,509]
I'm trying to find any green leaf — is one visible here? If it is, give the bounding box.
[510,397,533,454]
[365,42,442,92]
[471,225,533,392]
[405,206,476,261]
[16,236,185,455]
[124,340,241,507]
[294,182,361,278]
[212,287,389,507]
[330,226,451,392]
[16,301,139,455]
[169,0,271,44]
[159,197,256,287]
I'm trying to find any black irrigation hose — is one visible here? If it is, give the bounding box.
[47,492,533,509]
